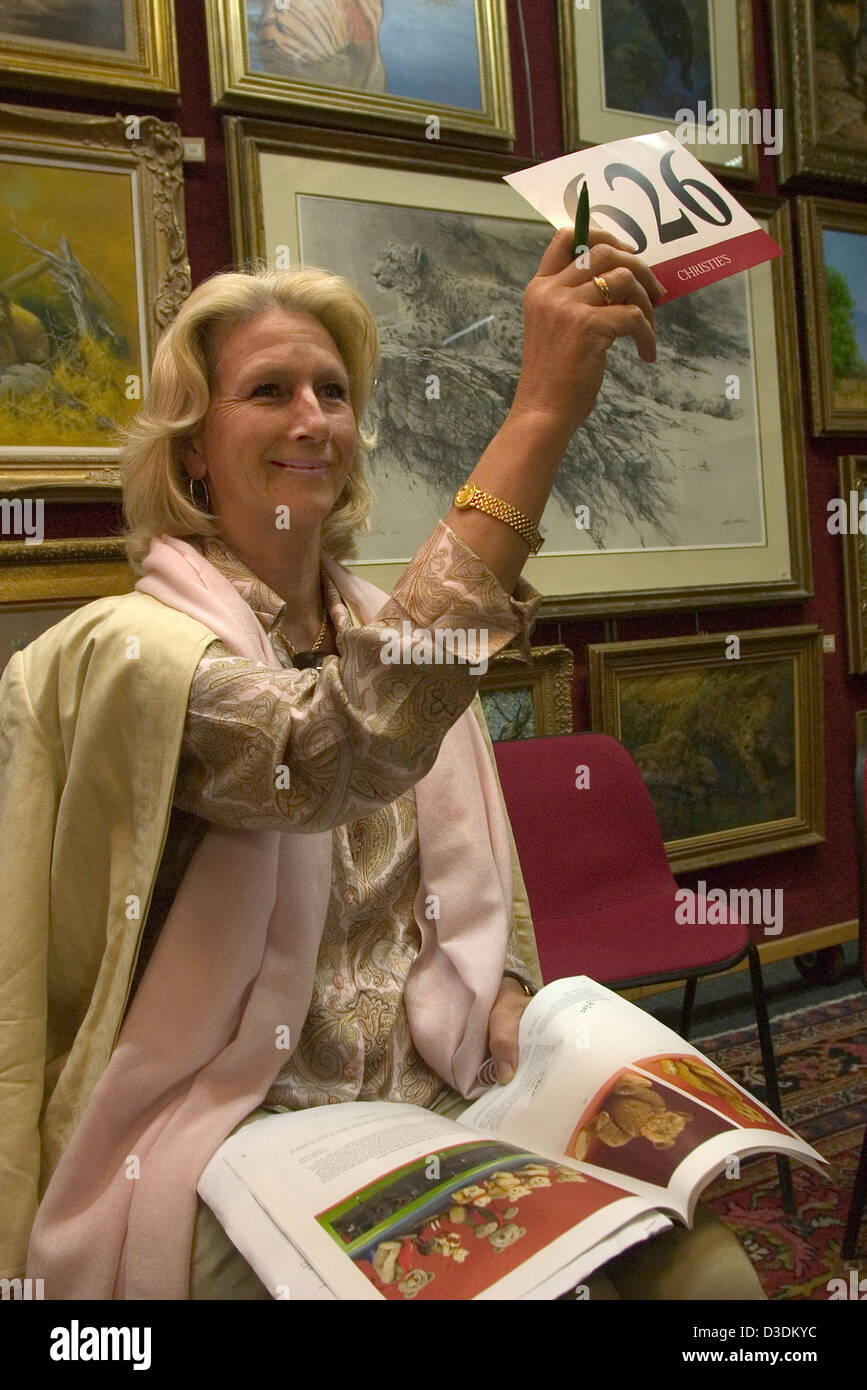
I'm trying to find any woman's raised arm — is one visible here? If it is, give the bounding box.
[445,226,665,593]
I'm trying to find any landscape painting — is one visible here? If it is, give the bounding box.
[478,644,574,741]
[480,687,536,742]
[0,153,145,456]
[823,227,867,414]
[771,0,867,182]
[617,660,797,844]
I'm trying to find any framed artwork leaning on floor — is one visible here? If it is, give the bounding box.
[478,644,574,742]
[588,626,825,873]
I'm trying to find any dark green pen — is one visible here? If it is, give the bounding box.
[573,180,590,261]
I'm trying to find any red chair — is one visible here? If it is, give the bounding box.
[842,740,867,1257]
[494,730,794,1212]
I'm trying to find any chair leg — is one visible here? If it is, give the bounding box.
[842,1121,867,1260]
[680,976,696,1039]
[747,943,796,1215]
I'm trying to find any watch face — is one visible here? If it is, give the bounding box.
[454,484,474,507]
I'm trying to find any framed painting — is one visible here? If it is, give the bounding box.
[0,594,82,673]
[0,103,190,497]
[557,0,759,181]
[0,0,178,98]
[771,0,867,185]
[207,0,514,143]
[839,455,867,673]
[478,643,574,741]
[0,533,131,611]
[798,198,867,436]
[0,535,131,624]
[588,626,826,872]
[226,119,811,618]
[857,709,867,749]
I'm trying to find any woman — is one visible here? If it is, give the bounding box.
[1,226,764,1299]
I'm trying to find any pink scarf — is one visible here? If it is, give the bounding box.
[27,535,514,1300]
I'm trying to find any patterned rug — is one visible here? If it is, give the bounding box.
[694,990,867,1300]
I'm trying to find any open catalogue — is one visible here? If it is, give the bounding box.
[198,977,825,1301]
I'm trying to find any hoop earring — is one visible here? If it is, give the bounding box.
[188,474,211,513]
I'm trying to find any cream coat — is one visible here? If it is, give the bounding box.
[0,590,541,1279]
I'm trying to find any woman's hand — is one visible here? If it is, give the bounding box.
[510,225,667,442]
[444,226,666,594]
[488,975,533,1085]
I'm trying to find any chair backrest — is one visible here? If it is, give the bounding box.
[493,731,677,924]
[856,738,867,990]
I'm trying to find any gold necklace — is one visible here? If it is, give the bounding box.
[276,610,329,658]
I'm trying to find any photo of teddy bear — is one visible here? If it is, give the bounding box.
[572,1074,692,1157]
[568,1070,739,1187]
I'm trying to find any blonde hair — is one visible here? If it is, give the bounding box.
[120,264,379,569]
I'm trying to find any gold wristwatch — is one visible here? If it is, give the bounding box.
[452,483,544,555]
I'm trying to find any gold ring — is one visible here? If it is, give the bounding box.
[594,275,611,305]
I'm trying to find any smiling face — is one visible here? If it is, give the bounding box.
[185,306,358,560]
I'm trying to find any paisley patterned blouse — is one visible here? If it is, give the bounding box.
[135,521,540,1112]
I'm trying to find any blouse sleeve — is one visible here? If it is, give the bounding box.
[172,521,541,833]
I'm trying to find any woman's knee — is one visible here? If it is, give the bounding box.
[592,1203,766,1301]
[189,1196,273,1300]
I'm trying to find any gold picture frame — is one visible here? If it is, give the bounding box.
[557,0,759,181]
[225,119,812,619]
[588,626,825,873]
[798,198,867,436]
[207,0,514,143]
[0,536,132,614]
[0,0,179,99]
[839,456,867,673]
[0,102,190,498]
[770,0,867,185]
[478,643,574,741]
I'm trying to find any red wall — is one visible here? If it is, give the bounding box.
[15,0,867,939]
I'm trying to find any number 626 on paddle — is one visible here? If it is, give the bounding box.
[504,131,781,303]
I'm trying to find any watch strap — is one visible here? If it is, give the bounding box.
[453,484,544,555]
